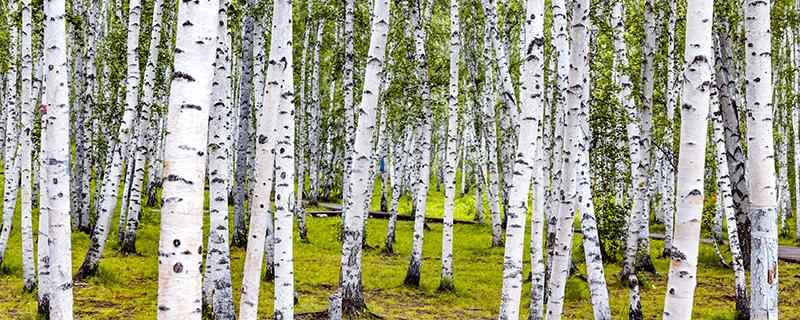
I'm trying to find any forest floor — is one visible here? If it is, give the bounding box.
[1,181,800,319]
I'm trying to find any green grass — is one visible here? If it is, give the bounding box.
[0,181,799,319]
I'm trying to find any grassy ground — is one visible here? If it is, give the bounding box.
[0,180,799,319]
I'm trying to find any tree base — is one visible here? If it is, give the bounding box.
[403,262,421,287]
[437,277,455,292]
[37,296,49,318]
[635,255,657,275]
[75,260,99,282]
[262,266,275,282]
[22,280,36,293]
[120,240,138,255]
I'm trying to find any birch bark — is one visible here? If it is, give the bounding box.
[155,0,218,317]
[202,0,235,317]
[544,0,591,317]
[745,0,779,317]
[233,0,256,248]
[711,75,749,318]
[610,2,643,318]
[43,0,74,314]
[332,0,392,314]
[122,0,166,253]
[498,0,542,316]
[76,0,145,279]
[0,0,20,266]
[20,0,36,292]
[439,0,460,292]
[270,0,296,314]
[662,0,714,317]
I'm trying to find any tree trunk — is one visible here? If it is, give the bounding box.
[332,0,391,314]
[342,0,356,205]
[794,0,800,242]
[610,2,643,318]
[269,0,296,314]
[711,77,749,318]
[480,20,503,247]
[122,0,166,254]
[402,0,434,289]
[715,15,751,268]
[233,0,256,248]
[635,0,658,273]
[155,0,218,317]
[19,0,36,292]
[661,0,678,258]
[202,0,235,317]
[662,0,713,316]
[37,108,51,315]
[0,0,21,267]
[238,15,281,320]
[76,0,145,280]
[498,0,542,316]
[745,0,778,318]
[439,0,460,292]
[544,0,591,317]
[43,0,74,314]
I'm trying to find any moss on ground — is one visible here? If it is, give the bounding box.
[0,181,798,319]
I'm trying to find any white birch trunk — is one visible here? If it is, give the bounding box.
[43,0,74,314]
[37,70,51,316]
[662,0,714,317]
[404,0,434,287]
[439,0,460,292]
[155,0,218,317]
[19,0,36,292]
[202,0,235,317]
[122,0,166,253]
[661,0,678,258]
[745,0,778,318]
[76,0,145,279]
[0,0,20,266]
[794,0,800,242]
[498,0,542,316]
[233,0,255,248]
[269,0,296,314]
[711,79,749,317]
[332,0,391,314]
[544,0,590,317]
[480,22,503,247]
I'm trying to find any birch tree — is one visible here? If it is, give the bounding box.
[0,0,20,267]
[498,0,542,316]
[661,0,678,258]
[122,0,166,254]
[715,13,751,266]
[610,1,643,317]
[202,0,235,317]
[711,74,749,318]
[155,0,218,317]
[233,0,257,248]
[404,0,435,288]
[270,0,296,315]
[43,0,74,313]
[37,75,51,317]
[745,0,778,317]
[332,0,392,314]
[76,0,145,279]
[439,0,460,292]
[544,0,592,317]
[662,0,714,317]
[19,0,36,292]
